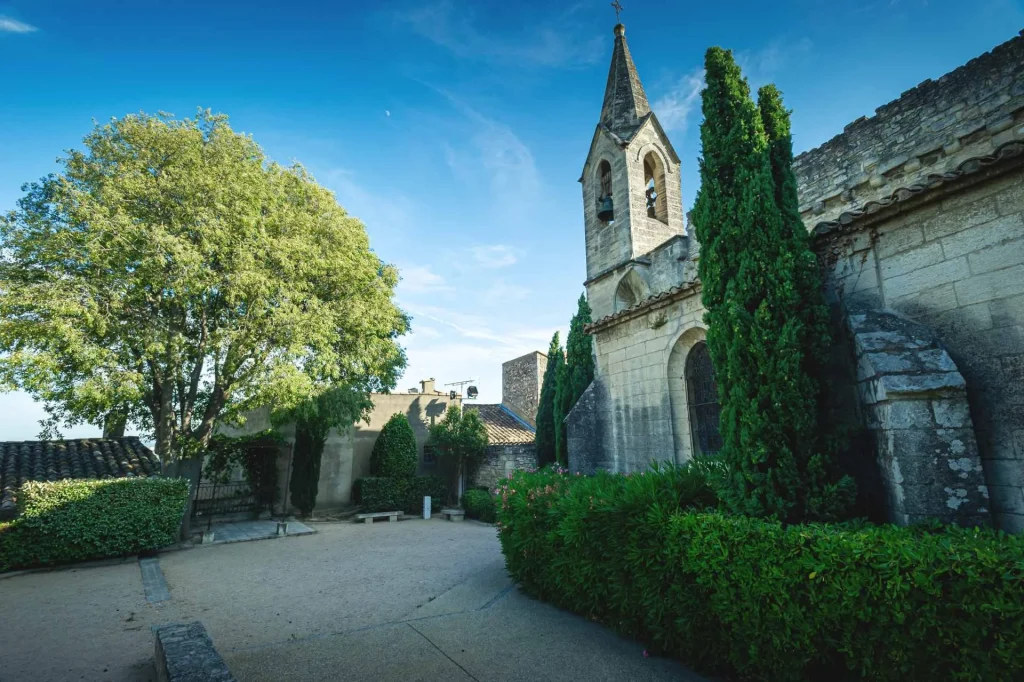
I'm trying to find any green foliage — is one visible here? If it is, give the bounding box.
[461,488,497,523]
[357,477,408,513]
[553,356,572,465]
[428,405,488,503]
[535,332,562,467]
[404,475,449,516]
[552,294,595,466]
[0,110,407,463]
[0,477,189,570]
[496,467,1024,682]
[282,385,374,517]
[691,48,853,522]
[371,413,418,480]
[204,430,281,511]
[566,294,595,397]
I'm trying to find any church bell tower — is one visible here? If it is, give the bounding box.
[580,23,685,316]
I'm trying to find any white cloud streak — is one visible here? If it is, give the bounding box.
[0,16,37,33]
[652,67,705,133]
[399,0,600,68]
[468,244,523,269]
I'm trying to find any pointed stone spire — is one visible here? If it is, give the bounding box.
[599,23,651,137]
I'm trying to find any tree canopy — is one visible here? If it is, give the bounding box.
[0,110,408,465]
[428,404,488,502]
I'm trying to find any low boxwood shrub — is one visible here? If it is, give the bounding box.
[462,488,497,522]
[497,464,1024,682]
[0,477,189,571]
[404,475,448,516]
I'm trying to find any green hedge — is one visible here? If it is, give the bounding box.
[405,475,448,516]
[0,477,190,571]
[497,465,1024,682]
[357,475,449,515]
[462,488,496,522]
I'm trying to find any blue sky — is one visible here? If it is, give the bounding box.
[1,0,1021,440]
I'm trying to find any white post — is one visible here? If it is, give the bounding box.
[423,496,432,519]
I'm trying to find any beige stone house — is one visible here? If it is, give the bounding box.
[567,24,1024,532]
[220,379,461,513]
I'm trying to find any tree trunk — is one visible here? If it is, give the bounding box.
[102,411,127,438]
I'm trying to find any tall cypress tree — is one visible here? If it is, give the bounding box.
[758,84,855,519]
[691,48,852,522]
[555,294,595,466]
[534,332,562,467]
[565,294,595,400]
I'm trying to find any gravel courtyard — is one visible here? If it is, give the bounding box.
[0,519,706,681]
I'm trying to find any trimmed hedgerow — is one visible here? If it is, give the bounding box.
[462,488,496,522]
[357,476,407,512]
[496,466,1024,682]
[0,477,189,571]
[404,475,449,516]
[356,475,449,515]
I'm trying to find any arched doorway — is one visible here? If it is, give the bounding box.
[685,342,722,456]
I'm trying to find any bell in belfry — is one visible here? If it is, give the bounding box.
[597,194,614,222]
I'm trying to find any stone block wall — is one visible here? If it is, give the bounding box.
[578,286,706,473]
[815,163,1024,532]
[794,31,1024,229]
[470,444,537,489]
[501,352,547,427]
[848,310,989,526]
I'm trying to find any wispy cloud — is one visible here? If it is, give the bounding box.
[0,16,37,33]
[481,280,531,306]
[468,244,523,269]
[398,0,601,68]
[320,168,416,240]
[435,89,540,210]
[736,38,813,90]
[398,265,454,295]
[651,38,813,133]
[652,67,705,133]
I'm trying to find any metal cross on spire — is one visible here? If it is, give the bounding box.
[611,0,624,23]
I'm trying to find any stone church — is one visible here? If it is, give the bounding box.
[566,24,1024,533]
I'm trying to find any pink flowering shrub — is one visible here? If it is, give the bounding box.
[496,462,1024,682]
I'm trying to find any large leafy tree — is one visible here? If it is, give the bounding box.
[691,50,852,522]
[0,110,408,471]
[428,404,488,504]
[534,332,562,467]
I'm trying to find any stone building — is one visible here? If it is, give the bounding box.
[221,378,460,513]
[567,24,1024,532]
[468,351,543,489]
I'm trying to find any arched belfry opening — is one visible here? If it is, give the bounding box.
[614,269,648,312]
[643,151,668,224]
[597,159,614,223]
[685,342,722,456]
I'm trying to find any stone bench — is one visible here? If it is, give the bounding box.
[439,508,465,522]
[155,621,235,682]
[355,510,402,524]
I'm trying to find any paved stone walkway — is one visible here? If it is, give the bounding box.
[0,520,709,681]
[138,557,171,603]
[199,519,314,545]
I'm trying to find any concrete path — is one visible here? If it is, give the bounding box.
[0,519,707,681]
[195,519,314,545]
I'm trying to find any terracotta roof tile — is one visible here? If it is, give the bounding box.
[0,437,161,515]
[470,405,536,445]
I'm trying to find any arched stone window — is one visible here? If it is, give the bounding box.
[597,159,613,223]
[643,151,668,224]
[685,342,722,456]
[614,269,648,312]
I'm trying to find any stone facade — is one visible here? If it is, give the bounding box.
[222,378,460,513]
[501,351,547,426]
[470,444,536,490]
[566,24,1024,531]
